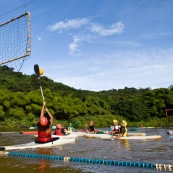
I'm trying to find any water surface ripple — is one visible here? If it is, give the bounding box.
[0,128,173,173]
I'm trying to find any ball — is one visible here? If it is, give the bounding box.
[39,68,44,75]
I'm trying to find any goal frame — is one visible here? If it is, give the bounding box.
[0,12,31,65]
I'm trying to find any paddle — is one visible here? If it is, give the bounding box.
[95,131,105,134]
[34,64,45,103]
[71,121,78,127]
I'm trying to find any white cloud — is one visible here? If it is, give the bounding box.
[90,21,124,36]
[47,18,125,54]
[68,36,81,55]
[47,18,124,36]
[47,18,90,31]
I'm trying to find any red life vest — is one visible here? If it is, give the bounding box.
[38,130,52,143]
[55,128,64,136]
[113,125,119,133]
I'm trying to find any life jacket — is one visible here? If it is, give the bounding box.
[55,128,64,136]
[113,125,119,133]
[68,126,75,132]
[89,126,95,133]
[68,127,72,132]
[38,130,52,143]
[122,127,128,137]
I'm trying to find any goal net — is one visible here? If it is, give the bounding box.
[0,12,31,71]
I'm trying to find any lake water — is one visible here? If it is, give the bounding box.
[0,127,173,173]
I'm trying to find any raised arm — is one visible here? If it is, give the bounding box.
[45,107,53,126]
[40,104,45,118]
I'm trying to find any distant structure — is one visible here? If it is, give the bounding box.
[166,109,173,127]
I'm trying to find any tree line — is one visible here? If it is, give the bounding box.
[0,65,173,128]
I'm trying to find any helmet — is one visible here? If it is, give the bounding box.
[122,120,127,127]
[56,123,62,129]
[113,120,118,123]
[39,117,48,126]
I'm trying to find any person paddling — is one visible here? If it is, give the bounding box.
[55,123,67,136]
[68,123,75,132]
[139,123,143,128]
[112,120,128,139]
[89,121,95,134]
[37,101,53,143]
[108,119,120,135]
[84,124,89,132]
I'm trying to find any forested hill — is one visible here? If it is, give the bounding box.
[0,65,77,93]
[0,65,173,128]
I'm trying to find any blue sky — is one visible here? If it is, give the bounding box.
[0,0,173,91]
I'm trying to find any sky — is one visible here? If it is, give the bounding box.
[0,0,173,91]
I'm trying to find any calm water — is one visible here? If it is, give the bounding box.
[0,128,173,173]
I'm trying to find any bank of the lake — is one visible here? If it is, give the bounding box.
[0,114,171,130]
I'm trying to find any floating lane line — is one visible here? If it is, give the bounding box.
[0,151,172,172]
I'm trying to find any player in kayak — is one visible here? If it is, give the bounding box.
[68,123,75,132]
[112,120,128,139]
[55,123,67,136]
[89,121,95,134]
[37,101,54,143]
[84,124,89,132]
[108,119,120,135]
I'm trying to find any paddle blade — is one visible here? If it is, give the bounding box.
[34,64,40,77]
[71,122,79,127]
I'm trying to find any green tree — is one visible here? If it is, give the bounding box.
[0,105,5,120]
[9,107,25,120]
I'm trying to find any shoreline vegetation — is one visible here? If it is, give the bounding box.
[1,66,173,130]
[0,115,170,129]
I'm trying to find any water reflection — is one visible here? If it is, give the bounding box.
[36,148,51,173]
[120,139,130,150]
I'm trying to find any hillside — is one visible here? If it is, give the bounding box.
[0,65,173,128]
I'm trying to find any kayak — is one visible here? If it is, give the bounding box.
[84,133,146,139]
[74,129,99,133]
[69,132,85,137]
[0,137,76,151]
[34,132,85,139]
[112,135,162,140]
[102,131,146,135]
[84,134,161,140]
[21,130,85,137]
[20,131,54,135]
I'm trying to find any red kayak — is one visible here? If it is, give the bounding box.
[21,129,99,135]
[20,131,54,135]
